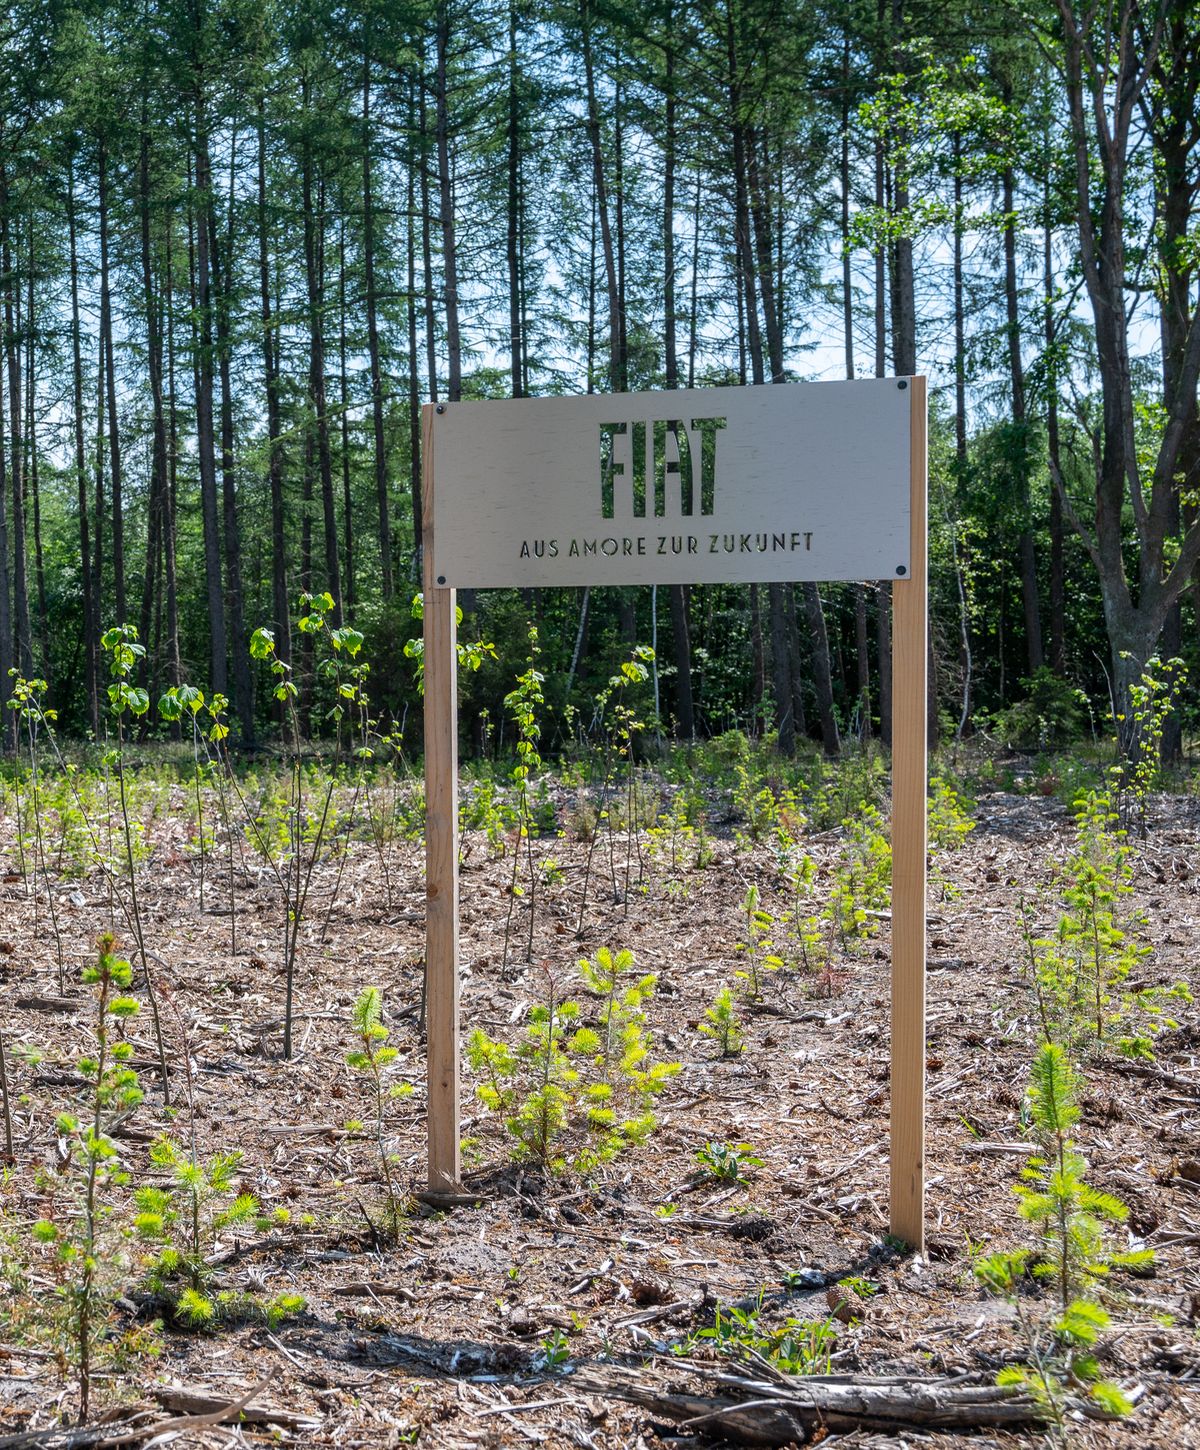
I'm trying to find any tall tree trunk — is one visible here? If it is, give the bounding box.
[192,123,229,693]
[580,0,621,390]
[300,93,343,627]
[338,213,355,622]
[257,93,290,671]
[137,95,169,699]
[0,162,31,675]
[1003,153,1043,674]
[506,0,523,398]
[748,583,764,736]
[163,213,181,694]
[661,14,695,739]
[67,153,98,732]
[435,0,462,402]
[803,583,840,756]
[361,33,393,599]
[406,141,423,564]
[24,222,47,675]
[1043,191,1066,674]
[97,138,126,628]
[212,137,255,739]
[418,57,439,405]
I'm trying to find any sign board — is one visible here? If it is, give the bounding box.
[427,380,913,588]
[421,379,928,1252]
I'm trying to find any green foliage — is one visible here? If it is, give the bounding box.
[135,1138,259,1321]
[827,805,891,945]
[975,1044,1143,1432]
[995,668,1088,749]
[36,936,144,1420]
[735,885,783,1000]
[698,986,744,1057]
[694,1140,764,1185]
[346,987,412,1236]
[927,775,975,850]
[1021,792,1184,1055]
[467,954,677,1170]
[1111,655,1185,836]
[685,1298,839,1376]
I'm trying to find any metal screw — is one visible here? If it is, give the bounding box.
[897,379,908,390]
[435,403,446,414]
[896,565,908,576]
[437,575,447,586]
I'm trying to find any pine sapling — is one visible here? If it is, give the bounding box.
[698,986,744,1057]
[39,936,144,1421]
[975,1043,1149,1435]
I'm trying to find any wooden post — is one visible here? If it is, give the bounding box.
[422,403,462,1193]
[889,375,928,1251]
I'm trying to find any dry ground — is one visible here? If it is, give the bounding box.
[1,769,1199,1448]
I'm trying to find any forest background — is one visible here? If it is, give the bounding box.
[0,0,1197,761]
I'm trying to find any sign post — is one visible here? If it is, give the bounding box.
[421,378,928,1249]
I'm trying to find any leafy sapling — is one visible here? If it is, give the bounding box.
[101,626,171,1099]
[346,987,412,1236]
[503,626,546,971]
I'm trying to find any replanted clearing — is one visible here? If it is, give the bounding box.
[1,752,1199,1448]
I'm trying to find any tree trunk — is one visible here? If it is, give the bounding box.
[212,139,255,739]
[506,0,523,398]
[581,0,621,390]
[97,137,126,627]
[137,97,169,699]
[192,126,228,694]
[406,140,423,564]
[67,154,98,732]
[0,161,31,676]
[769,585,795,756]
[1002,154,1043,674]
[661,17,694,739]
[361,36,393,599]
[300,90,343,627]
[435,1,462,403]
[338,213,355,623]
[803,583,840,756]
[258,93,290,671]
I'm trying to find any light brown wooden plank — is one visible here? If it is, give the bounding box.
[889,375,928,1251]
[422,402,462,1193]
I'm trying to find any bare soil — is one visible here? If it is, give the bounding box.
[1,776,1199,1448]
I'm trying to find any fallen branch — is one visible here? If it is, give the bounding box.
[151,1384,320,1432]
[571,1363,1047,1443]
[0,1381,274,1448]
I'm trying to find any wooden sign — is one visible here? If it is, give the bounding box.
[427,381,913,588]
[422,380,928,1253]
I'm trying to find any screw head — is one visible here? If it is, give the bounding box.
[896,564,908,577]
[897,379,908,390]
[435,403,446,414]
[437,575,447,586]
